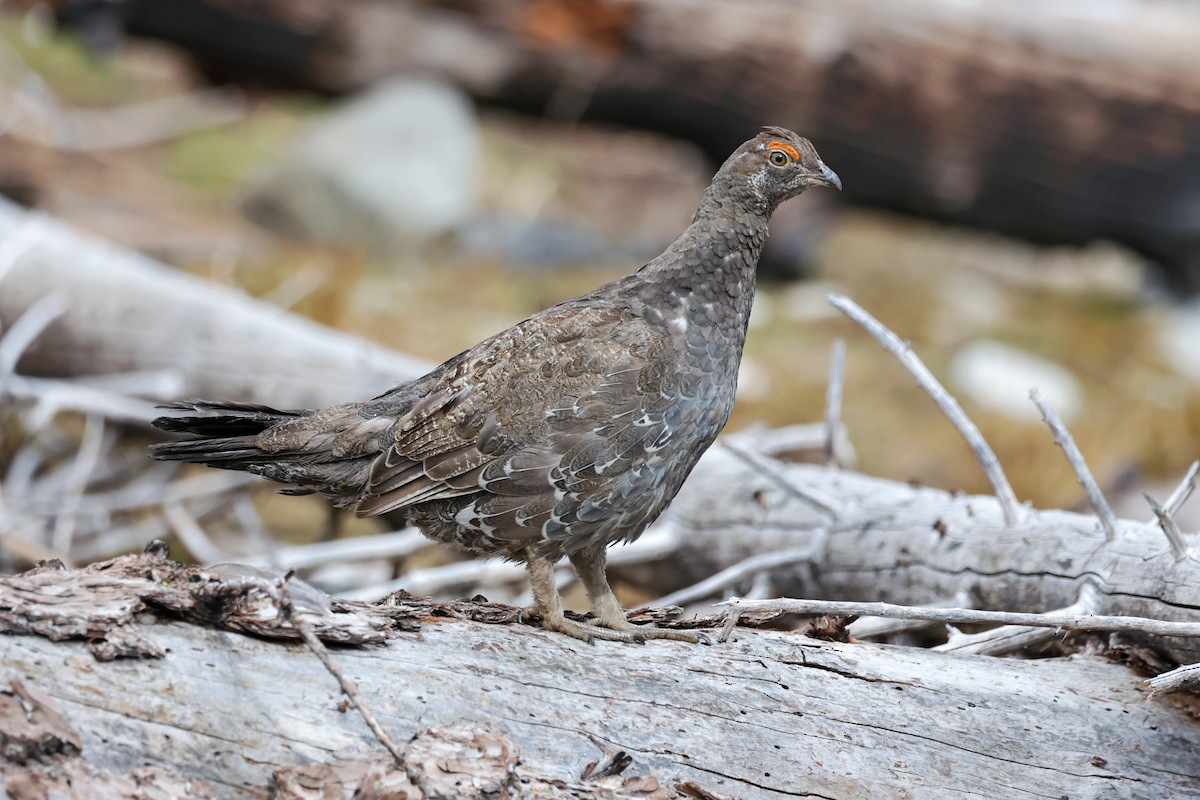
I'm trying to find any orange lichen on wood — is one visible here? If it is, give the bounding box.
[519,0,633,53]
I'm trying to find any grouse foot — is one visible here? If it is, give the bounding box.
[527,549,709,645]
[537,609,708,644]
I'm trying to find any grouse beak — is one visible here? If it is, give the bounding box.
[811,163,842,191]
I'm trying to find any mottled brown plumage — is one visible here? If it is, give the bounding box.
[152,128,839,643]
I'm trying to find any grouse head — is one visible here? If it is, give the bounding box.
[700,126,840,218]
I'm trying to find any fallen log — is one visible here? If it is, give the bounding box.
[660,445,1200,667]
[114,0,1200,286]
[0,198,429,409]
[1,547,1198,799]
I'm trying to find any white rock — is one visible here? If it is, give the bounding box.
[1159,302,1200,384]
[949,340,1083,422]
[245,78,478,254]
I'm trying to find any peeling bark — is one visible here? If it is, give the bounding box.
[0,543,414,658]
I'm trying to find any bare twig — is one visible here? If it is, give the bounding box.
[11,375,161,426]
[343,524,681,602]
[348,557,533,601]
[848,594,968,639]
[71,493,230,563]
[742,571,774,600]
[48,414,106,560]
[827,293,1021,525]
[0,528,61,564]
[720,440,839,518]
[31,471,255,515]
[940,622,1063,657]
[935,584,1101,656]
[260,265,327,312]
[654,544,824,608]
[717,596,1200,643]
[1163,460,1199,519]
[1148,662,1200,695]
[2,438,47,509]
[0,291,68,376]
[163,501,227,565]
[823,338,846,467]
[232,496,278,568]
[243,529,429,573]
[1029,388,1119,541]
[1144,493,1190,561]
[0,213,47,287]
[723,422,854,464]
[277,576,404,764]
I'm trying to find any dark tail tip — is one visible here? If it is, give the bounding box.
[152,399,304,437]
[150,400,307,464]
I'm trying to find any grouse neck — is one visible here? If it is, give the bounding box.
[640,198,771,310]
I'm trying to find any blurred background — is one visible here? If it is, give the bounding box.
[1,0,1199,603]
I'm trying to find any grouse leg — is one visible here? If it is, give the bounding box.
[525,552,651,643]
[568,545,707,644]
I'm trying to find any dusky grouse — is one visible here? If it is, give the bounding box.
[152,127,840,643]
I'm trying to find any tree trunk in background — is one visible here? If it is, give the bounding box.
[115,0,1200,288]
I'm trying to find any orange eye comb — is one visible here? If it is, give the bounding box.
[767,141,800,161]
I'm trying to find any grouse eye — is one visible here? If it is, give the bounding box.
[768,149,791,168]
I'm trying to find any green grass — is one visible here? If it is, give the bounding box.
[162,101,309,200]
[0,18,130,105]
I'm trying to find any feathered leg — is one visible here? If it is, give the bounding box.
[567,544,706,644]
[526,552,646,643]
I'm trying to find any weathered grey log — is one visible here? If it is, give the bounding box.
[660,445,1200,666]
[0,675,674,800]
[2,599,1198,799]
[118,0,1200,285]
[0,198,428,409]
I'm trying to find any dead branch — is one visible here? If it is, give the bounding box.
[0,198,429,409]
[1145,492,1190,561]
[828,292,1022,524]
[1163,459,1200,517]
[718,593,1200,643]
[1150,662,1200,695]
[277,576,406,765]
[935,584,1101,657]
[1031,387,1119,541]
[821,338,846,468]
